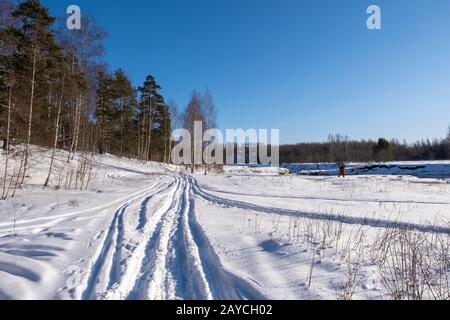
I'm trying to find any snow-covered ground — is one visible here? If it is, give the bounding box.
[0,148,449,300]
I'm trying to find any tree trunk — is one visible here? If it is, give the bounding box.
[71,95,82,160]
[164,107,168,164]
[20,45,37,186]
[120,97,124,154]
[67,98,77,162]
[99,119,104,155]
[143,111,148,161]
[2,84,13,199]
[147,115,152,161]
[44,75,65,187]
[137,115,141,160]
[145,98,152,161]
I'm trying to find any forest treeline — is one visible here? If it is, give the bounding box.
[0,0,177,162]
[0,0,217,196]
[280,134,450,163]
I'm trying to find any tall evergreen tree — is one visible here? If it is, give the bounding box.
[137,75,165,161]
[95,71,115,154]
[11,0,60,185]
[112,69,135,154]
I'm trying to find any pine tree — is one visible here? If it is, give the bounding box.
[137,75,165,161]
[95,71,115,154]
[11,0,60,186]
[0,21,17,152]
[112,69,135,155]
[162,105,172,163]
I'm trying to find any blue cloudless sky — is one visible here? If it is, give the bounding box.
[40,0,450,143]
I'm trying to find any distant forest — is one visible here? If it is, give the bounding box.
[280,133,450,163]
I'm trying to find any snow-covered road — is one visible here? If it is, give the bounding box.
[80,174,265,300]
[1,148,449,300]
[0,150,268,300]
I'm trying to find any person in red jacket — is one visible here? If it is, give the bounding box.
[338,162,346,178]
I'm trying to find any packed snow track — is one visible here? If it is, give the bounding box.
[80,174,266,300]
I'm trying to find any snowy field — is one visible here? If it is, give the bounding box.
[0,147,449,300]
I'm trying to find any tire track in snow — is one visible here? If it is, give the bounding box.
[126,174,266,300]
[200,185,450,206]
[191,177,450,235]
[136,179,175,231]
[101,178,179,299]
[0,178,170,233]
[107,179,180,299]
[107,207,125,289]
[153,175,266,300]
[83,174,267,300]
[127,177,185,300]
[184,181,268,300]
[81,180,171,300]
[81,201,130,300]
[165,178,213,300]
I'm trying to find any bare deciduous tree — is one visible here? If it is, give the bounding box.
[182,90,217,173]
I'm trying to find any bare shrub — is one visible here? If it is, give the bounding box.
[336,226,365,300]
[371,226,450,300]
[68,199,79,207]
